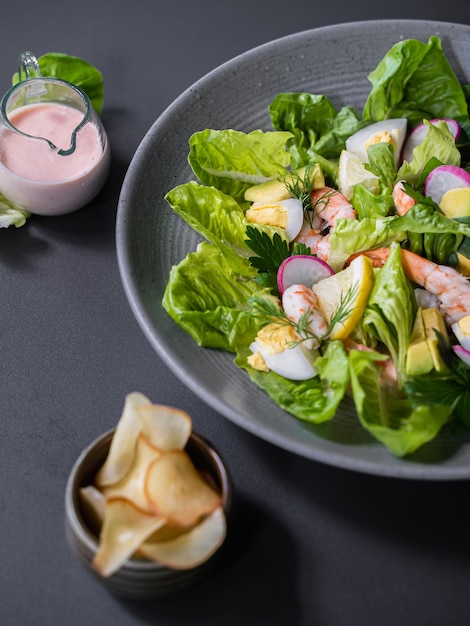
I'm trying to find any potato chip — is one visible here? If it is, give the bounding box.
[144,450,222,527]
[93,497,166,577]
[100,435,160,513]
[79,485,106,534]
[135,404,192,451]
[139,506,226,570]
[95,392,151,487]
[89,393,227,577]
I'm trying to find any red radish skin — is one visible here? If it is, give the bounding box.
[453,345,470,366]
[424,165,470,206]
[401,119,460,163]
[277,255,334,295]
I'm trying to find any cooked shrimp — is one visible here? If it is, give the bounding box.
[294,186,357,262]
[392,181,416,216]
[282,283,329,349]
[359,247,470,325]
[294,213,323,250]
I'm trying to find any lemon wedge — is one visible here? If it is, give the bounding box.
[311,254,374,340]
[338,149,379,200]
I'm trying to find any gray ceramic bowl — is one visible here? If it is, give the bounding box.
[65,430,232,598]
[116,20,470,480]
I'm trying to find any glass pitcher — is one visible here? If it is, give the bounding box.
[0,52,110,216]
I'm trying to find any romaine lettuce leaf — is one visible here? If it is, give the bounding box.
[188,129,292,202]
[162,241,259,351]
[165,181,252,269]
[363,36,468,124]
[269,92,364,175]
[349,349,453,456]
[327,216,407,271]
[394,202,470,239]
[351,185,393,219]
[397,120,461,184]
[362,243,415,385]
[327,200,470,271]
[236,339,350,424]
[0,193,31,228]
[366,142,397,189]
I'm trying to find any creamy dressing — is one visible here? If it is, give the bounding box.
[0,102,110,215]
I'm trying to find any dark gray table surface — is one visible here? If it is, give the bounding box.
[2,1,470,625]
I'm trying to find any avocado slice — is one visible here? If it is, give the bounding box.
[244,165,325,203]
[421,307,449,373]
[405,307,449,376]
[406,308,434,376]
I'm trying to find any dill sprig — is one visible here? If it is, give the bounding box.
[284,164,317,212]
[311,187,336,220]
[329,280,360,330]
[249,293,324,346]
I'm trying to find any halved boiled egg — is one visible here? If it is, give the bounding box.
[451,315,470,352]
[248,322,318,381]
[346,118,408,166]
[245,197,303,241]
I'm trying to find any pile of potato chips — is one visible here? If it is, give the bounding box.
[79,392,227,577]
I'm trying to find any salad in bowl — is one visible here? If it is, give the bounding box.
[162,35,470,458]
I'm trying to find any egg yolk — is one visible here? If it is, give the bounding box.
[364,130,396,151]
[245,203,288,229]
[255,323,298,354]
[456,315,470,335]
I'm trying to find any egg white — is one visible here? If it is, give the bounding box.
[451,315,470,351]
[249,339,318,381]
[247,197,304,241]
[346,118,408,166]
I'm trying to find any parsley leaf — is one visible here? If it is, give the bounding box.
[245,225,289,274]
[244,225,313,293]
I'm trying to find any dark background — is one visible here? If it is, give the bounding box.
[1,1,470,625]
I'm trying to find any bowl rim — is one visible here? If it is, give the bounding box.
[115,19,470,481]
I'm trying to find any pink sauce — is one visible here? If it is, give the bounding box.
[0,102,110,215]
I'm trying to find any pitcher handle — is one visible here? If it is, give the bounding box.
[18,51,42,81]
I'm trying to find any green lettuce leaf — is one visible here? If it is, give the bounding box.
[363,36,468,124]
[327,200,470,271]
[397,120,461,184]
[349,349,453,456]
[327,216,406,271]
[162,241,259,351]
[269,92,364,175]
[366,142,397,189]
[362,243,415,385]
[351,185,393,219]
[188,129,292,202]
[164,181,252,269]
[0,193,31,228]
[236,339,350,424]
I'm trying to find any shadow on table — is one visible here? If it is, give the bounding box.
[114,492,304,625]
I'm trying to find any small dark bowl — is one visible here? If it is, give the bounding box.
[65,429,232,598]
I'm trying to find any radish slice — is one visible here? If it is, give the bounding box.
[424,165,470,206]
[277,255,334,295]
[401,119,461,163]
[346,118,408,165]
[453,345,470,367]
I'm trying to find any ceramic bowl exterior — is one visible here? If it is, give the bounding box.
[65,429,232,598]
[116,20,470,479]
